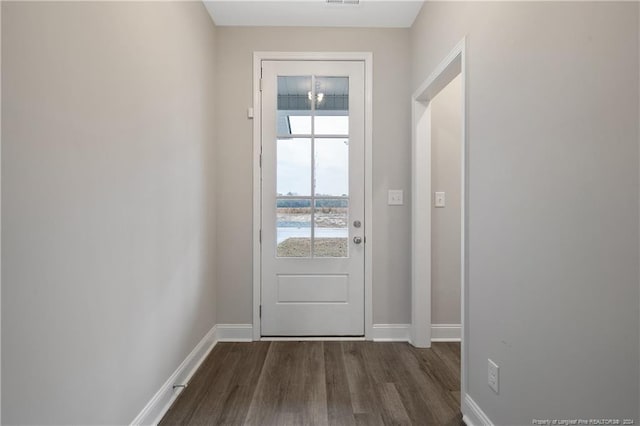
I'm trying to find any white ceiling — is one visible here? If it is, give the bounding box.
[203,1,425,28]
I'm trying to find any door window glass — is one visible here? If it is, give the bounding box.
[276,75,350,258]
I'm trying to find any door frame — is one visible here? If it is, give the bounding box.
[252,52,373,341]
[411,36,468,395]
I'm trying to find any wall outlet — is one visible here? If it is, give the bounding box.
[488,359,499,394]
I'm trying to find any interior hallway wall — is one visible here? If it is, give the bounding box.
[1,2,218,424]
[411,2,639,423]
[430,74,462,326]
[215,27,411,325]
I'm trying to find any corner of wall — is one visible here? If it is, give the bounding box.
[206,2,218,330]
[0,1,3,422]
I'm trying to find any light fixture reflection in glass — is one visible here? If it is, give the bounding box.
[307,91,325,103]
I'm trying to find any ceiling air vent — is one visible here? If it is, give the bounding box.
[327,0,360,4]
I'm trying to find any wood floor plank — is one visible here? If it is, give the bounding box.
[445,342,461,364]
[324,342,357,426]
[160,341,462,426]
[214,342,271,425]
[430,343,462,390]
[443,412,465,426]
[358,341,396,384]
[342,341,383,417]
[410,344,460,393]
[243,342,292,426]
[354,412,384,426]
[377,382,412,425]
[160,343,237,425]
[244,341,328,426]
[285,342,328,425]
[395,345,459,424]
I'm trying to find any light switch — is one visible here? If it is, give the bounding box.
[247,107,254,119]
[388,190,404,206]
[434,192,446,208]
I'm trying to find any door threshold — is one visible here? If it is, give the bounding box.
[260,336,366,342]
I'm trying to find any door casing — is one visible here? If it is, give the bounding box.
[252,52,373,341]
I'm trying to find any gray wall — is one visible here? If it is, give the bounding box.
[215,27,412,325]
[1,2,218,424]
[411,2,639,423]
[430,74,462,325]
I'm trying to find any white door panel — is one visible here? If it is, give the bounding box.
[276,275,349,303]
[261,60,365,336]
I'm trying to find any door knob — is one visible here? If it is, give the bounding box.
[353,236,363,244]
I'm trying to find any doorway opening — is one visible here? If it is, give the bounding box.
[411,37,468,414]
[430,74,463,343]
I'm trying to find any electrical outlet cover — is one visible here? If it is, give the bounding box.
[488,359,499,394]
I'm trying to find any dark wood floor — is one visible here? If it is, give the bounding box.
[160,341,463,425]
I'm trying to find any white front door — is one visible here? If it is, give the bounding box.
[260,60,366,336]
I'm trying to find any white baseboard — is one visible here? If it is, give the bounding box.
[371,324,411,342]
[261,336,366,341]
[130,324,218,426]
[462,393,494,426]
[431,323,461,342]
[216,323,410,342]
[215,324,254,341]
